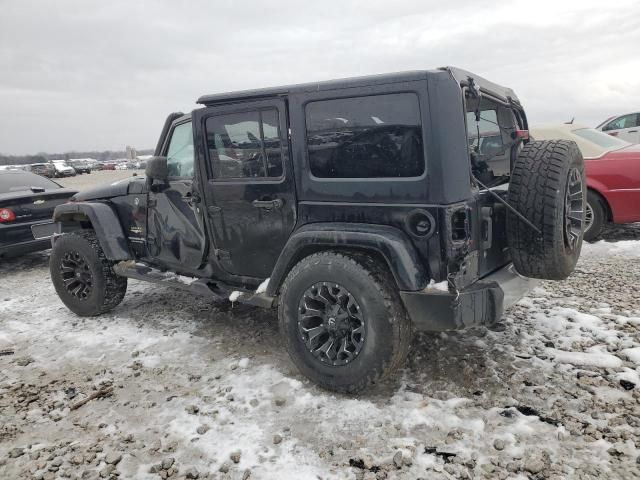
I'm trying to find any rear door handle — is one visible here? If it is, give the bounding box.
[252,198,283,210]
[628,130,638,133]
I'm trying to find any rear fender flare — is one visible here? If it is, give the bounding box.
[53,202,132,261]
[266,223,428,296]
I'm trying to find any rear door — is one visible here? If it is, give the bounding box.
[193,99,296,279]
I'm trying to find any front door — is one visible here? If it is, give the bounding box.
[147,120,207,271]
[194,99,296,279]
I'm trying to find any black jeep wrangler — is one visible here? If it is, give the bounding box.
[47,67,585,393]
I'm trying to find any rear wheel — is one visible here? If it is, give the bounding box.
[278,251,411,394]
[50,230,127,316]
[584,190,606,242]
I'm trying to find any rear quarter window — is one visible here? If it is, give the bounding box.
[305,93,424,178]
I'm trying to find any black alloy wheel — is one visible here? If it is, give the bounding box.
[298,282,365,366]
[60,251,93,300]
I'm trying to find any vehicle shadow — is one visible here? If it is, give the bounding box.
[594,222,640,242]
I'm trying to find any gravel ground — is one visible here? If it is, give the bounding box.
[55,171,144,191]
[0,175,638,479]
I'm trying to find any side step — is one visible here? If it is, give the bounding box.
[113,261,274,308]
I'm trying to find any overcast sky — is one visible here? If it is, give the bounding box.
[1,0,639,155]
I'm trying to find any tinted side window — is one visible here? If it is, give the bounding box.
[206,109,283,179]
[166,122,194,177]
[305,93,424,178]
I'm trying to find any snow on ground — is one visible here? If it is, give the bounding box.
[1,225,639,479]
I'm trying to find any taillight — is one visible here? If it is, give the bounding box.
[513,129,530,140]
[0,208,16,223]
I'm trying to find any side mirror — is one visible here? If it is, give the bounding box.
[145,156,168,184]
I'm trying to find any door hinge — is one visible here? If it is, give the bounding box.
[214,248,230,260]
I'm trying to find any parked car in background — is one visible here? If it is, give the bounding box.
[101,163,116,170]
[68,159,92,174]
[30,163,55,177]
[596,112,640,143]
[531,124,640,240]
[0,171,76,257]
[51,160,76,177]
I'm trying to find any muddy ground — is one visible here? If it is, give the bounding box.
[0,173,638,479]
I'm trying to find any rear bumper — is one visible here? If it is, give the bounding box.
[400,263,538,331]
[0,220,58,257]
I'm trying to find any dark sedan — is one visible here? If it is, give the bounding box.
[0,171,77,257]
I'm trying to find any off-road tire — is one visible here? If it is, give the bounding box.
[278,251,412,394]
[507,140,585,280]
[50,230,127,316]
[584,190,606,242]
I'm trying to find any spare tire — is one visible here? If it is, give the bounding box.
[507,140,585,280]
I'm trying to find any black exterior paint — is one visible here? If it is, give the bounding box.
[52,67,530,331]
[53,202,132,260]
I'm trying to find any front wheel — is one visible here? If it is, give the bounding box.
[50,231,127,316]
[278,251,412,394]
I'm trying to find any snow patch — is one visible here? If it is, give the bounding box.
[256,277,270,294]
[426,279,449,292]
[621,347,640,364]
[583,240,640,258]
[229,291,242,302]
[162,272,198,285]
[548,347,623,368]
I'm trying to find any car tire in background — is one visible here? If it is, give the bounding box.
[584,190,606,242]
[507,140,586,280]
[278,251,412,394]
[50,230,127,316]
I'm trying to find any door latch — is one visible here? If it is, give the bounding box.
[252,198,283,210]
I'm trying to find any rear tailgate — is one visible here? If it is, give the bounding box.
[475,186,511,278]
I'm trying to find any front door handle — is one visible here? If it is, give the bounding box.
[628,130,638,133]
[252,198,283,210]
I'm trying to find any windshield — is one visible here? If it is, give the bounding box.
[573,128,630,149]
[0,172,60,193]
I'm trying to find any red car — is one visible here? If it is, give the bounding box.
[531,125,640,240]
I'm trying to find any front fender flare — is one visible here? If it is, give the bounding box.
[53,202,132,261]
[267,223,428,296]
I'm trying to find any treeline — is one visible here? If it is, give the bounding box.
[0,149,154,166]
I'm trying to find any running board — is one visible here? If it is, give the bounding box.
[113,261,274,308]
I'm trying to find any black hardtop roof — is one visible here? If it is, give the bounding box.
[196,66,520,106]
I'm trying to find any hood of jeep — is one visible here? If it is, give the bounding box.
[72,175,146,201]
